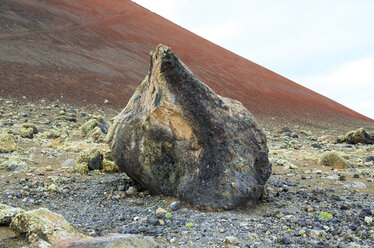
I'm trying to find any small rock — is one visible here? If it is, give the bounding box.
[77,149,103,170]
[155,207,167,216]
[0,203,25,225]
[343,181,367,189]
[0,131,17,153]
[126,186,138,196]
[223,236,239,245]
[104,99,110,105]
[364,216,373,225]
[168,201,180,211]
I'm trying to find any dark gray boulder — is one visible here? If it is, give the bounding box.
[107,44,271,210]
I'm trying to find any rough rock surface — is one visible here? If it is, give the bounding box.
[80,116,109,142]
[0,203,25,225]
[340,128,374,144]
[10,208,85,246]
[0,131,17,153]
[108,45,271,210]
[53,233,159,248]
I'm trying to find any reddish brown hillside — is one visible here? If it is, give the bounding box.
[0,0,372,126]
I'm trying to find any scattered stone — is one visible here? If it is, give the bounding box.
[20,127,34,139]
[53,233,159,248]
[0,131,17,153]
[0,157,29,171]
[22,123,39,134]
[319,152,348,168]
[364,216,373,225]
[80,116,109,142]
[366,156,374,163]
[168,201,180,211]
[155,208,167,216]
[77,149,103,170]
[104,99,110,105]
[223,236,239,245]
[72,162,89,175]
[101,160,120,173]
[343,181,367,189]
[318,135,335,143]
[62,159,76,168]
[126,186,138,196]
[108,45,271,210]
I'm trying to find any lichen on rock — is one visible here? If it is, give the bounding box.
[0,130,17,153]
[80,116,109,142]
[9,208,85,246]
[0,203,25,225]
[107,44,271,210]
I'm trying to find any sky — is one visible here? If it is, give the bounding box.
[133,0,374,120]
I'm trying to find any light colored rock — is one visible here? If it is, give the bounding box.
[80,116,109,142]
[318,135,335,143]
[10,208,85,246]
[0,157,29,171]
[343,181,367,189]
[223,236,239,245]
[0,131,17,153]
[77,149,103,170]
[364,216,373,225]
[0,203,25,225]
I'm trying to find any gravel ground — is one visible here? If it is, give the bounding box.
[1,98,373,247]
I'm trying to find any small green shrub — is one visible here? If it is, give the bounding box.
[185,222,194,228]
[286,228,293,232]
[370,233,374,239]
[165,212,172,218]
[317,211,333,219]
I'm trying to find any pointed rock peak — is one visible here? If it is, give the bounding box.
[108,45,271,210]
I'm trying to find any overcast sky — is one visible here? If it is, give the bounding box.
[133,0,374,119]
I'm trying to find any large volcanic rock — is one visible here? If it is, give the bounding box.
[107,45,271,210]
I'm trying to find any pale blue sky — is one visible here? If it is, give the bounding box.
[133,0,374,119]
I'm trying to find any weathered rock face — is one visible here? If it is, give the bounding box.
[108,45,271,210]
[10,208,85,246]
[0,203,25,225]
[337,128,373,144]
[0,130,17,153]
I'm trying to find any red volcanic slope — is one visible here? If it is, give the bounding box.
[0,0,372,125]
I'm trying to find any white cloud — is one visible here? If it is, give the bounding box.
[298,58,374,119]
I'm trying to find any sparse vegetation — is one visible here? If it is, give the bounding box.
[317,211,333,219]
[186,222,194,228]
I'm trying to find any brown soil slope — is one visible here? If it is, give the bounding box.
[0,0,372,126]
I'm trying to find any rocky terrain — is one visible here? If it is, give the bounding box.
[1,96,373,247]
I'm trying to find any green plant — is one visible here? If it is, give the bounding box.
[370,233,374,239]
[185,222,194,228]
[317,211,333,219]
[286,228,293,232]
[165,212,172,218]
